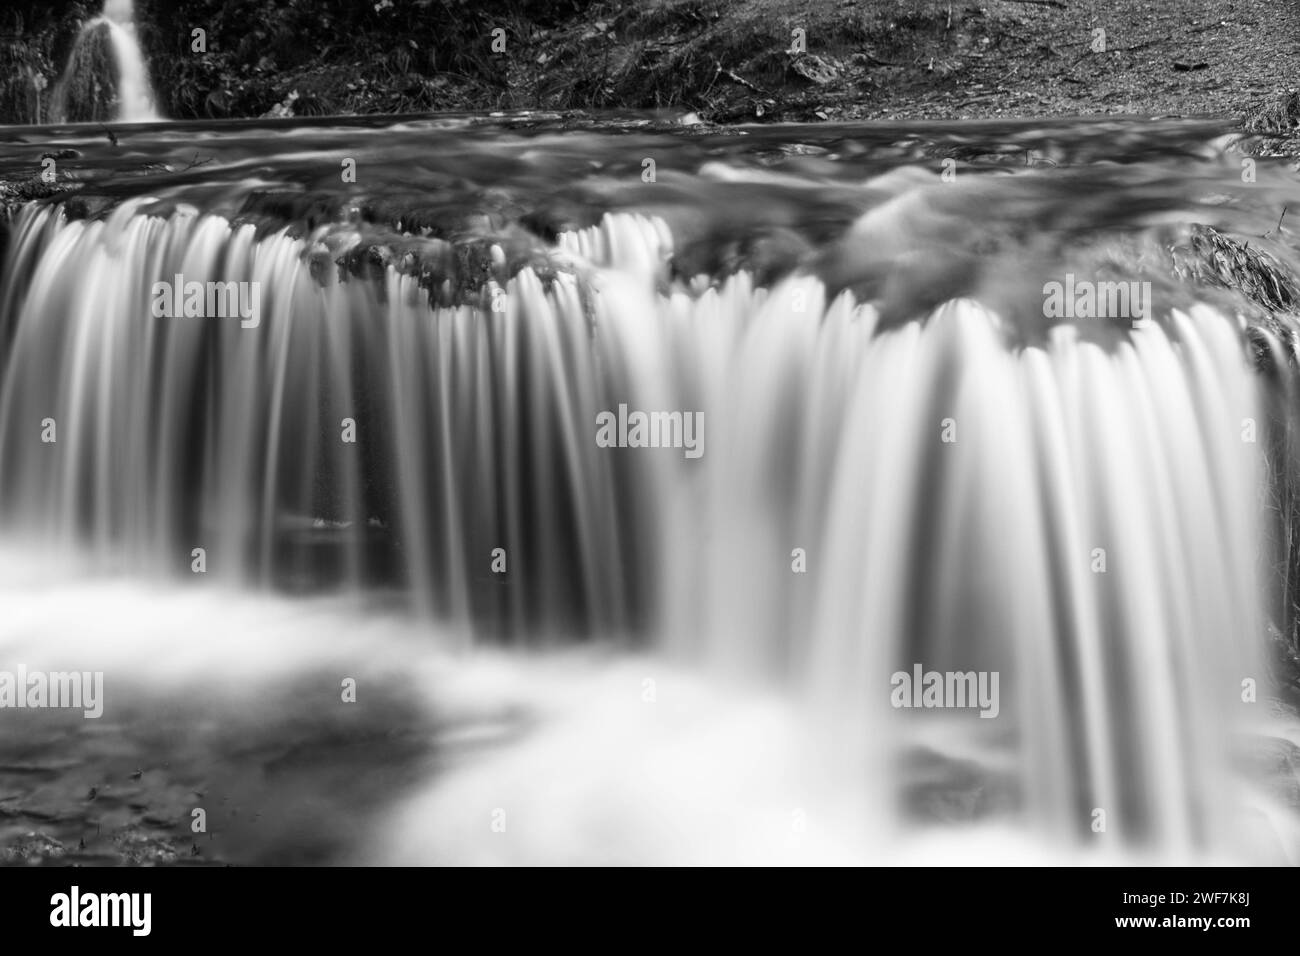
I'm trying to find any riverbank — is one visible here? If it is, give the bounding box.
[4,0,1300,154]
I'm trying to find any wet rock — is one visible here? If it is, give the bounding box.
[50,21,117,124]
[899,747,1019,824]
[112,831,178,865]
[1234,735,1300,808]
[1,830,66,863]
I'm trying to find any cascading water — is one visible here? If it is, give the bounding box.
[51,0,158,124]
[0,115,1296,864]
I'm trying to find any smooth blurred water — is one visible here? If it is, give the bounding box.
[50,0,158,125]
[1,114,1297,864]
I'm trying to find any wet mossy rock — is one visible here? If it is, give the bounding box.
[49,19,119,124]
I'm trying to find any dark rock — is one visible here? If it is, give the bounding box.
[899,746,1019,824]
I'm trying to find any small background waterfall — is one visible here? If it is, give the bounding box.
[50,0,157,124]
[1,114,1298,864]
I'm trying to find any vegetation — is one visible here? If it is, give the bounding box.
[0,3,95,124]
[0,0,1294,128]
[134,0,592,118]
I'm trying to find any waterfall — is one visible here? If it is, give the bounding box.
[0,200,1269,860]
[569,218,1265,854]
[0,115,1290,863]
[51,0,158,124]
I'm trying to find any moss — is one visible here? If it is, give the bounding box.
[0,36,50,124]
[49,20,119,123]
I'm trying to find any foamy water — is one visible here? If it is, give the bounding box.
[3,115,1299,865]
[1,544,1293,866]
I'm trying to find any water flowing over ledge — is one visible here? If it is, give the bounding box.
[2,114,1299,864]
